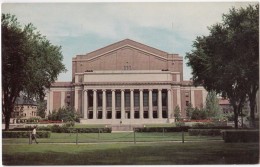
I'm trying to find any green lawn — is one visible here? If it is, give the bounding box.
[2,141,259,165]
[2,132,222,144]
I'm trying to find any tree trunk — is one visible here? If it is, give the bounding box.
[249,98,256,128]
[4,112,11,131]
[233,105,239,129]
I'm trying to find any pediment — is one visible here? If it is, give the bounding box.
[75,39,170,62]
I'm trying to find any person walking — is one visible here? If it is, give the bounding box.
[32,126,39,144]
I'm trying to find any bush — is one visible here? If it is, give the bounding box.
[48,107,80,122]
[175,122,186,127]
[188,129,222,136]
[134,127,190,132]
[191,108,207,120]
[222,130,259,143]
[3,131,51,138]
[191,123,232,129]
[50,125,112,133]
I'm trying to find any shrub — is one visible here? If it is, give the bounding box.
[175,122,186,127]
[188,129,222,136]
[191,108,207,120]
[48,107,80,123]
[50,125,111,133]
[3,131,51,138]
[191,123,232,129]
[222,130,259,143]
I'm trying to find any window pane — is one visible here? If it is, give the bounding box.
[125,92,130,107]
[134,92,139,107]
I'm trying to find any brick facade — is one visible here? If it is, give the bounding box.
[47,39,207,124]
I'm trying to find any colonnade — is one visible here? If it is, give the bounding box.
[81,88,173,120]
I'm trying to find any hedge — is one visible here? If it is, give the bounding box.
[2,131,51,138]
[188,129,222,136]
[191,126,233,129]
[222,130,259,143]
[50,125,112,133]
[134,126,190,132]
[8,126,112,133]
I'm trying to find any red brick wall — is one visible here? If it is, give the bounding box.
[194,90,203,108]
[53,91,61,111]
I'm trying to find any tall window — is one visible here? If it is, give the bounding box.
[106,92,112,107]
[143,91,148,107]
[134,92,139,107]
[115,91,121,107]
[162,91,167,106]
[88,91,93,107]
[97,91,102,107]
[152,91,158,106]
[125,92,130,107]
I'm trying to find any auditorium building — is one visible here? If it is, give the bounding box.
[46,39,207,124]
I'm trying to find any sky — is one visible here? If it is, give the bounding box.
[2,2,256,81]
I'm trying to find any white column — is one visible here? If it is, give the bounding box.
[74,88,79,112]
[61,91,65,108]
[121,89,125,120]
[83,90,88,119]
[112,89,116,119]
[139,89,143,119]
[102,89,106,119]
[158,89,162,119]
[149,89,153,119]
[130,89,134,119]
[167,89,173,119]
[93,89,97,119]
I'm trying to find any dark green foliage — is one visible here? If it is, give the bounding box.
[222,130,259,143]
[188,129,222,136]
[191,108,207,120]
[174,105,181,121]
[50,125,112,133]
[185,103,193,118]
[48,107,80,123]
[186,5,259,128]
[2,131,50,138]
[134,127,190,132]
[37,100,46,118]
[2,13,66,130]
[191,123,232,129]
[205,91,221,118]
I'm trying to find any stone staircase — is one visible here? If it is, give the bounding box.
[111,124,143,132]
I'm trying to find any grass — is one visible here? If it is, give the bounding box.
[2,132,223,144]
[2,141,259,165]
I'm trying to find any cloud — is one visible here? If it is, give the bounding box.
[2,2,256,81]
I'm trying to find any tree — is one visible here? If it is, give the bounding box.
[186,4,258,128]
[2,14,66,130]
[185,103,194,119]
[205,91,221,118]
[48,107,80,123]
[173,105,181,121]
[37,100,47,118]
[191,108,207,120]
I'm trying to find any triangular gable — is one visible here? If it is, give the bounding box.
[75,39,170,61]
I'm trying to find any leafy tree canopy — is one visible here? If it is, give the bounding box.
[2,13,67,130]
[186,4,258,128]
